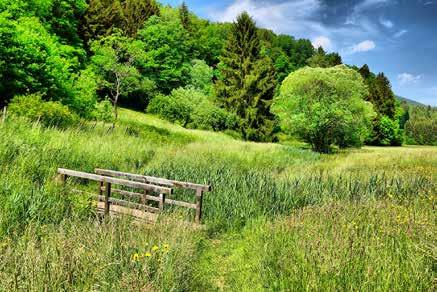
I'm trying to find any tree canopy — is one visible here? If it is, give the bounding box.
[272,66,375,153]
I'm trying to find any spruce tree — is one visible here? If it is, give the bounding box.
[123,0,160,36]
[215,12,277,142]
[179,2,190,30]
[83,0,160,41]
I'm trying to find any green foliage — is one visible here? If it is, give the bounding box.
[370,116,403,146]
[179,1,190,30]
[90,31,148,120]
[191,102,239,131]
[147,93,192,126]
[358,65,401,145]
[83,0,160,41]
[405,106,437,145]
[307,47,342,68]
[0,0,87,46]
[260,33,314,83]
[8,94,78,128]
[94,99,114,122]
[68,68,99,118]
[188,59,214,95]
[273,66,375,153]
[147,87,237,132]
[215,12,277,142]
[136,16,191,94]
[0,13,80,106]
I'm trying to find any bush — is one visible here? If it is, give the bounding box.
[148,87,239,132]
[370,116,403,146]
[190,102,238,131]
[8,94,78,128]
[147,94,192,126]
[94,99,114,123]
[272,66,375,153]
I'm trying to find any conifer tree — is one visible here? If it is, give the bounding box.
[179,2,190,30]
[83,0,160,41]
[215,12,277,142]
[123,0,160,36]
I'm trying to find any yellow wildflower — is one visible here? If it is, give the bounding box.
[144,252,152,258]
[152,245,159,252]
[163,244,170,252]
[132,253,140,262]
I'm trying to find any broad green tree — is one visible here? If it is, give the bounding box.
[0,14,79,106]
[90,32,146,122]
[215,12,277,142]
[272,65,375,153]
[136,16,191,94]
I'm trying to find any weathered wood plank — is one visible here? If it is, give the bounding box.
[96,195,160,213]
[110,188,161,202]
[102,188,195,209]
[166,198,197,209]
[58,168,172,194]
[104,182,111,216]
[97,202,158,222]
[195,189,203,224]
[95,169,211,192]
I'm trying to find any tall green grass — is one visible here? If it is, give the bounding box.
[195,196,436,291]
[0,109,435,290]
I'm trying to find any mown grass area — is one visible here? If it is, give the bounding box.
[0,108,435,290]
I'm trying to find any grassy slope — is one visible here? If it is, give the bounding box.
[0,108,435,290]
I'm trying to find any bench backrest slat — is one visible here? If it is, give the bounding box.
[58,168,172,195]
[95,169,211,192]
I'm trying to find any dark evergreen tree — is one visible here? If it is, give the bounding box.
[82,0,123,42]
[123,0,160,36]
[307,47,342,68]
[358,64,371,79]
[179,2,191,30]
[215,12,277,142]
[83,0,159,41]
[374,73,396,118]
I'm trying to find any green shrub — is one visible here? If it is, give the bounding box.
[94,99,114,123]
[190,101,239,131]
[148,87,239,132]
[370,116,403,146]
[8,94,78,128]
[272,66,375,153]
[147,93,192,126]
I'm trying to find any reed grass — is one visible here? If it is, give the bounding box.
[0,109,435,290]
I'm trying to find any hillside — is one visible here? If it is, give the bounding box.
[396,95,426,106]
[0,109,435,290]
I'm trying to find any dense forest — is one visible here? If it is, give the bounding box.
[0,0,435,150]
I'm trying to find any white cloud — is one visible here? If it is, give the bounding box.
[398,73,423,85]
[348,40,376,53]
[379,18,393,28]
[208,0,329,40]
[393,29,408,38]
[424,1,434,5]
[312,36,332,50]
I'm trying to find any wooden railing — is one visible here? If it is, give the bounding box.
[94,169,211,223]
[57,168,210,224]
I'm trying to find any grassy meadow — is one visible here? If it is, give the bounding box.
[0,108,435,291]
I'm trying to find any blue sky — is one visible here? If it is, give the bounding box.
[161,0,437,105]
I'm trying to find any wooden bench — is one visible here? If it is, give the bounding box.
[94,169,211,223]
[57,168,210,224]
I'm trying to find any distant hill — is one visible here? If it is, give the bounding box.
[396,96,426,107]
